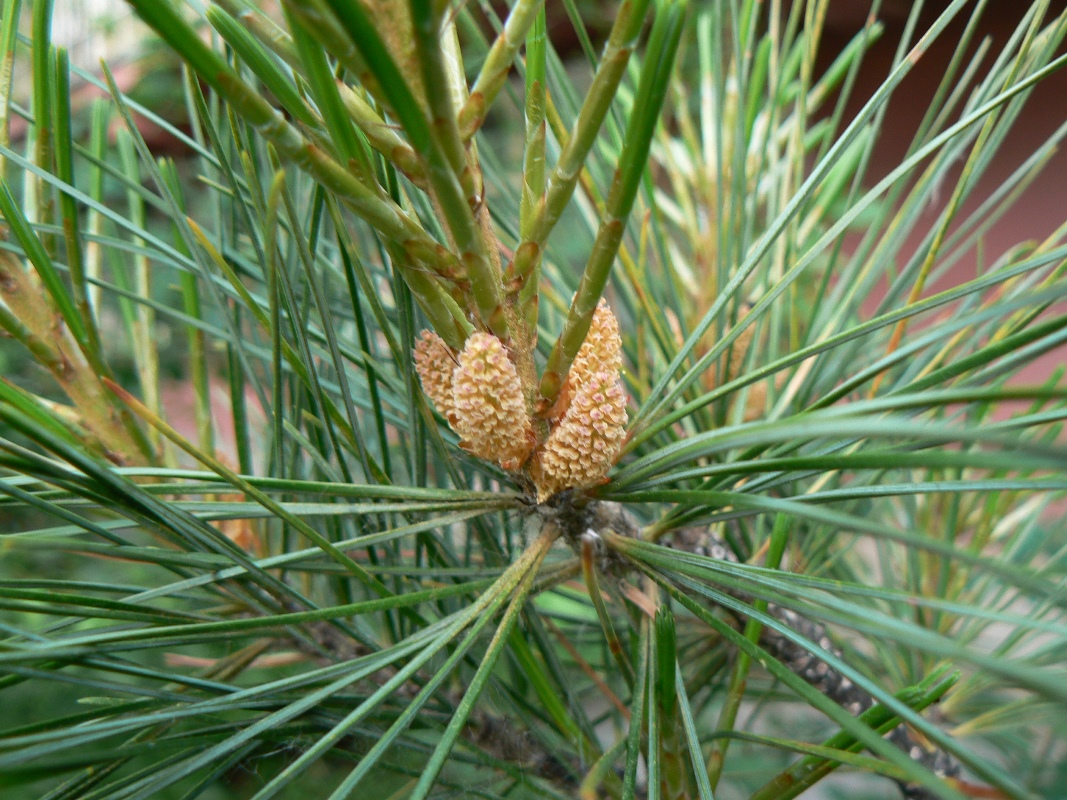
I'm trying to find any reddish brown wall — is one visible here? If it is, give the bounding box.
[818,1,1067,384]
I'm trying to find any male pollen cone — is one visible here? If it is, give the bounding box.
[414,330,460,427]
[535,369,627,502]
[450,332,532,466]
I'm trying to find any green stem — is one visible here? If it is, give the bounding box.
[286,8,364,164]
[213,0,301,66]
[212,0,427,183]
[390,242,475,351]
[31,0,55,239]
[336,82,426,185]
[516,7,547,338]
[124,0,459,285]
[0,252,148,466]
[410,0,476,201]
[0,283,66,372]
[206,4,318,128]
[540,0,686,407]
[0,177,91,361]
[52,46,104,364]
[510,0,653,304]
[458,0,545,141]
[311,0,508,338]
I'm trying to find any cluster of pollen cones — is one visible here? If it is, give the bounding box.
[414,301,628,501]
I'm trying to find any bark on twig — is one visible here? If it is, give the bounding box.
[667,525,961,800]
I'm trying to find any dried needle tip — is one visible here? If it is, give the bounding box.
[451,332,533,468]
[535,370,628,502]
[414,330,459,427]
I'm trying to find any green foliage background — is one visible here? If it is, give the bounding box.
[0,0,1066,798]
